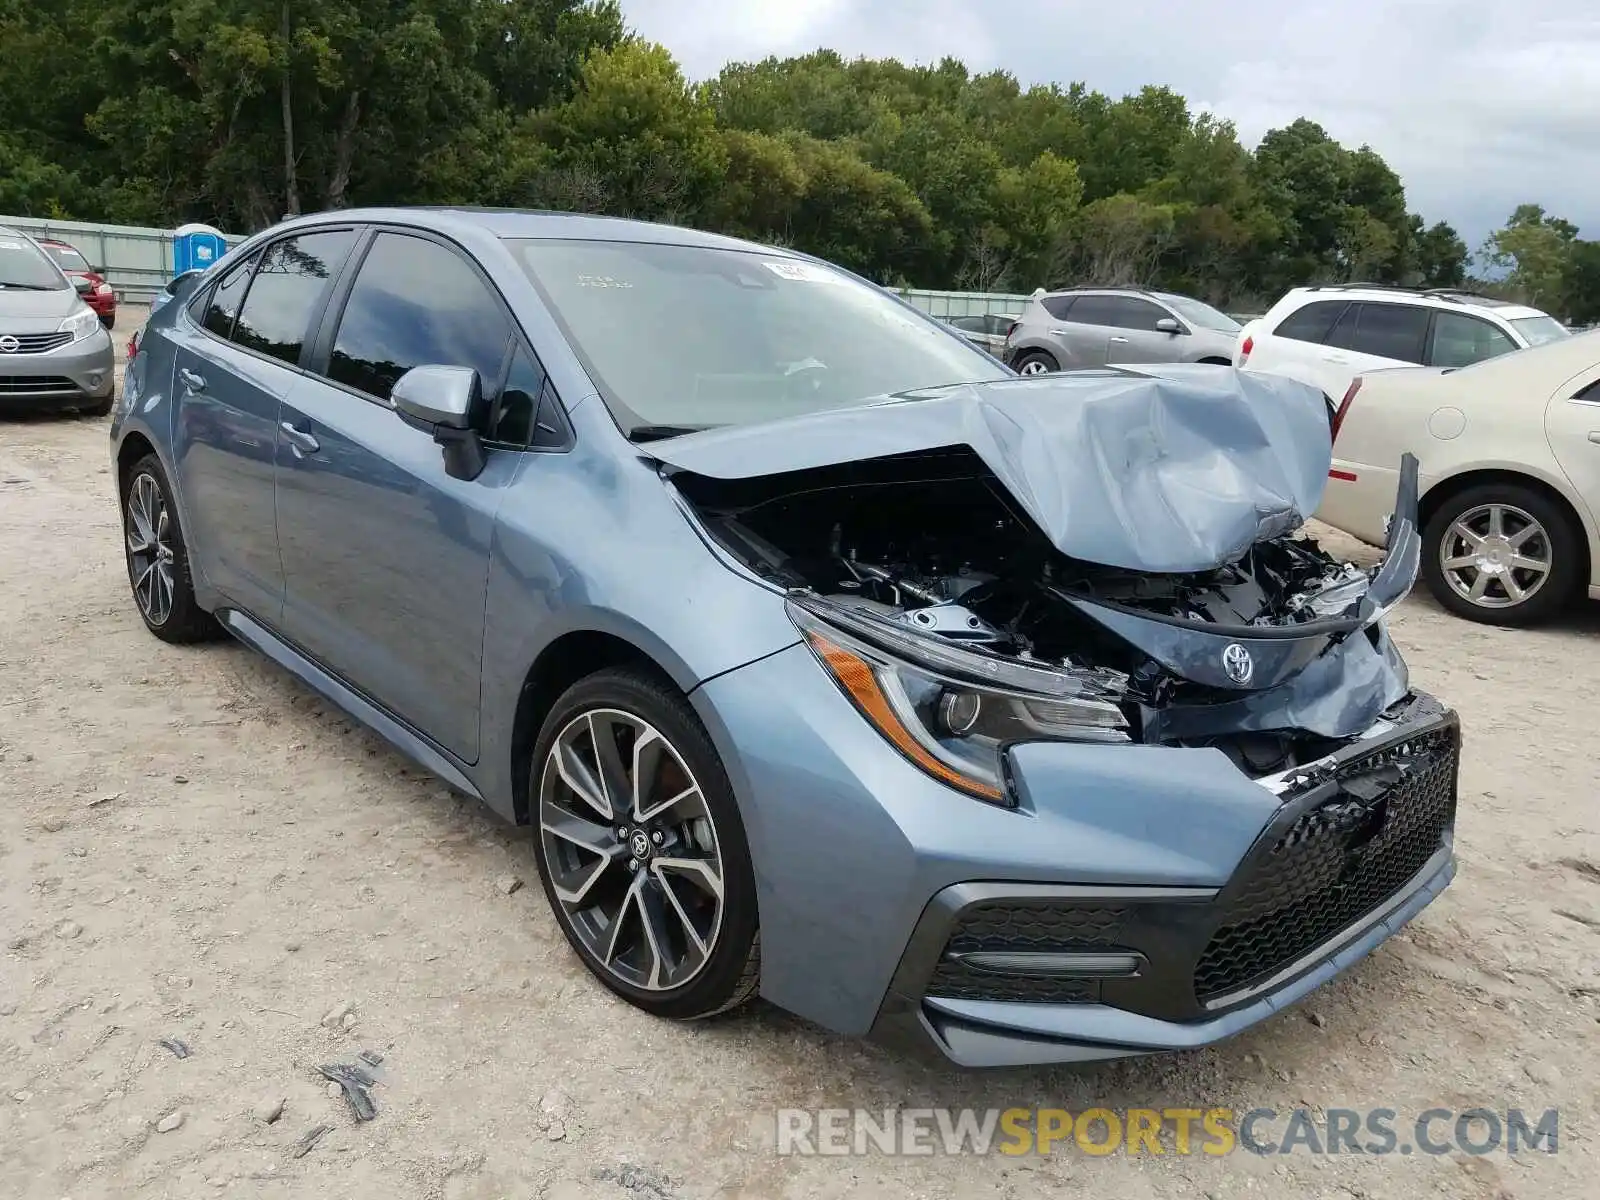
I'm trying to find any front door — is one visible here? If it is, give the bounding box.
[273,230,520,763]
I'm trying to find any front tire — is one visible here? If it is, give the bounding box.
[1421,483,1578,625]
[531,667,760,1020]
[1014,350,1059,375]
[120,454,219,643]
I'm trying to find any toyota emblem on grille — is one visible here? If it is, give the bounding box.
[0,335,19,353]
[1221,643,1254,685]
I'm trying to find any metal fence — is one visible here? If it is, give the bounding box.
[0,214,244,301]
[897,288,1032,320]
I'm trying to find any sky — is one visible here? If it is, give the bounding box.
[621,0,1600,248]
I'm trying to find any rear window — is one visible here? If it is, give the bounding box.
[1273,300,1348,344]
[43,244,91,273]
[1040,295,1077,320]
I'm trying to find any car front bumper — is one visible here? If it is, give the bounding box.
[693,642,1459,1067]
[0,328,116,411]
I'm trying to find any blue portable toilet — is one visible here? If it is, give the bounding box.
[173,223,228,276]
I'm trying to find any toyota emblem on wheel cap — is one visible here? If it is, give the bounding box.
[1221,643,1254,685]
[0,335,20,353]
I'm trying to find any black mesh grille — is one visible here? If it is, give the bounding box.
[1194,726,1458,1002]
[0,375,78,395]
[926,904,1129,1003]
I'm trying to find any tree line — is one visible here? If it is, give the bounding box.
[2,0,1595,320]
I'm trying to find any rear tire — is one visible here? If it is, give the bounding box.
[1014,350,1059,375]
[83,393,114,418]
[531,667,760,1021]
[1421,483,1579,625]
[120,453,220,643]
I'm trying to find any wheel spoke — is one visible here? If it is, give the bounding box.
[1507,522,1542,549]
[602,873,645,966]
[1449,521,1484,551]
[555,736,611,821]
[634,880,676,989]
[541,812,628,905]
[1442,554,1477,571]
[653,855,724,902]
[1486,505,1506,537]
[588,713,632,820]
[653,872,709,958]
[629,727,666,823]
[1467,572,1490,601]
[638,781,699,824]
[1502,573,1527,603]
[1509,553,1549,575]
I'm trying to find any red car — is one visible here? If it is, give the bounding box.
[37,237,117,329]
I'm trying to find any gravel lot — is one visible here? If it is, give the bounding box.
[2,348,1597,1198]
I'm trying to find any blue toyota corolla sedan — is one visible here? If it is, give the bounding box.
[112,208,1459,1067]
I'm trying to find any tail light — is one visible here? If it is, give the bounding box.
[1004,321,1018,345]
[127,331,139,363]
[1239,334,1254,365]
[1330,377,1361,442]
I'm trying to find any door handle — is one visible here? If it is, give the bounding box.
[178,368,206,392]
[1109,336,1130,344]
[279,421,320,457]
[1321,352,1350,363]
[1587,431,1600,444]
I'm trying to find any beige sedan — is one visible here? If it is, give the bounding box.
[1317,329,1600,625]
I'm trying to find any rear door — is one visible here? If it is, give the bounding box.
[1320,301,1431,399]
[273,228,526,763]
[1544,367,1600,540]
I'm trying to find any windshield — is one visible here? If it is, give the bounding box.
[512,238,1008,434]
[0,235,67,291]
[1511,315,1569,347]
[43,244,91,273]
[1155,293,1240,332]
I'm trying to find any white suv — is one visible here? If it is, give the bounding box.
[1235,286,1568,403]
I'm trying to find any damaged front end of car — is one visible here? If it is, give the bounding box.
[650,368,1428,803]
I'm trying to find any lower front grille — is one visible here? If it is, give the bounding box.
[0,375,79,395]
[1193,725,1458,1002]
[926,904,1129,1003]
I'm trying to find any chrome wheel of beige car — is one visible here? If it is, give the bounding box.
[1421,484,1579,626]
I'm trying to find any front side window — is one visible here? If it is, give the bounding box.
[1156,293,1240,333]
[1428,311,1516,368]
[0,234,68,291]
[328,232,512,406]
[513,239,1007,434]
[232,229,359,366]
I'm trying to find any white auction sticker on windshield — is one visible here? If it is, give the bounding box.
[0,240,25,251]
[762,260,840,283]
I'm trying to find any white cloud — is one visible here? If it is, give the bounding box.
[621,0,1600,244]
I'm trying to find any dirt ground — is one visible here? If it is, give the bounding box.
[2,342,1597,1198]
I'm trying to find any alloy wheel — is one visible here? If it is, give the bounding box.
[126,472,176,626]
[538,708,726,992]
[1438,502,1553,610]
[1018,358,1051,375]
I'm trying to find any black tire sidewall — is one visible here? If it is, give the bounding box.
[1421,484,1578,625]
[120,453,214,641]
[529,667,759,1020]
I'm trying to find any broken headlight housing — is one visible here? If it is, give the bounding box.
[787,594,1129,806]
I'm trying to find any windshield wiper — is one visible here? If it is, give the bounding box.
[628,424,716,443]
[0,282,56,291]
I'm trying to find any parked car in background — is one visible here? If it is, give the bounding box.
[0,225,116,416]
[945,312,1018,356]
[1319,330,1600,625]
[113,207,1456,1067]
[1004,287,1241,374]
[1237,285,1568,405]
[38,237,117,329]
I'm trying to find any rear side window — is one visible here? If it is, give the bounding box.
[1273,300,1348,344]
[195,252,258,341]
[1428,311,1516,368]
[232,230,359,366]
[1573,377,1600,403]
[327,232,512,405]
[1335,302,1431,364]
[1041,295,1077,320]
[1068,295,1167,331]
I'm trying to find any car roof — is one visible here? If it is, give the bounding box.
[1281,284,1547,321]
[256,206,798,258]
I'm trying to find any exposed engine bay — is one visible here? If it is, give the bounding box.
[670,447,1413,778]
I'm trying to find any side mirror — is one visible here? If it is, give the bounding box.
[73,277,93,295]
[392,364,487,481]
[1155,317,1183,335]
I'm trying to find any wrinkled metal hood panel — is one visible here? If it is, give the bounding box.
[644,366,1332,574]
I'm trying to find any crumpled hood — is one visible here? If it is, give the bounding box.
[642,365,1332,574]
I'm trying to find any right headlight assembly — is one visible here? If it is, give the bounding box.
[787,594,1129,807]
